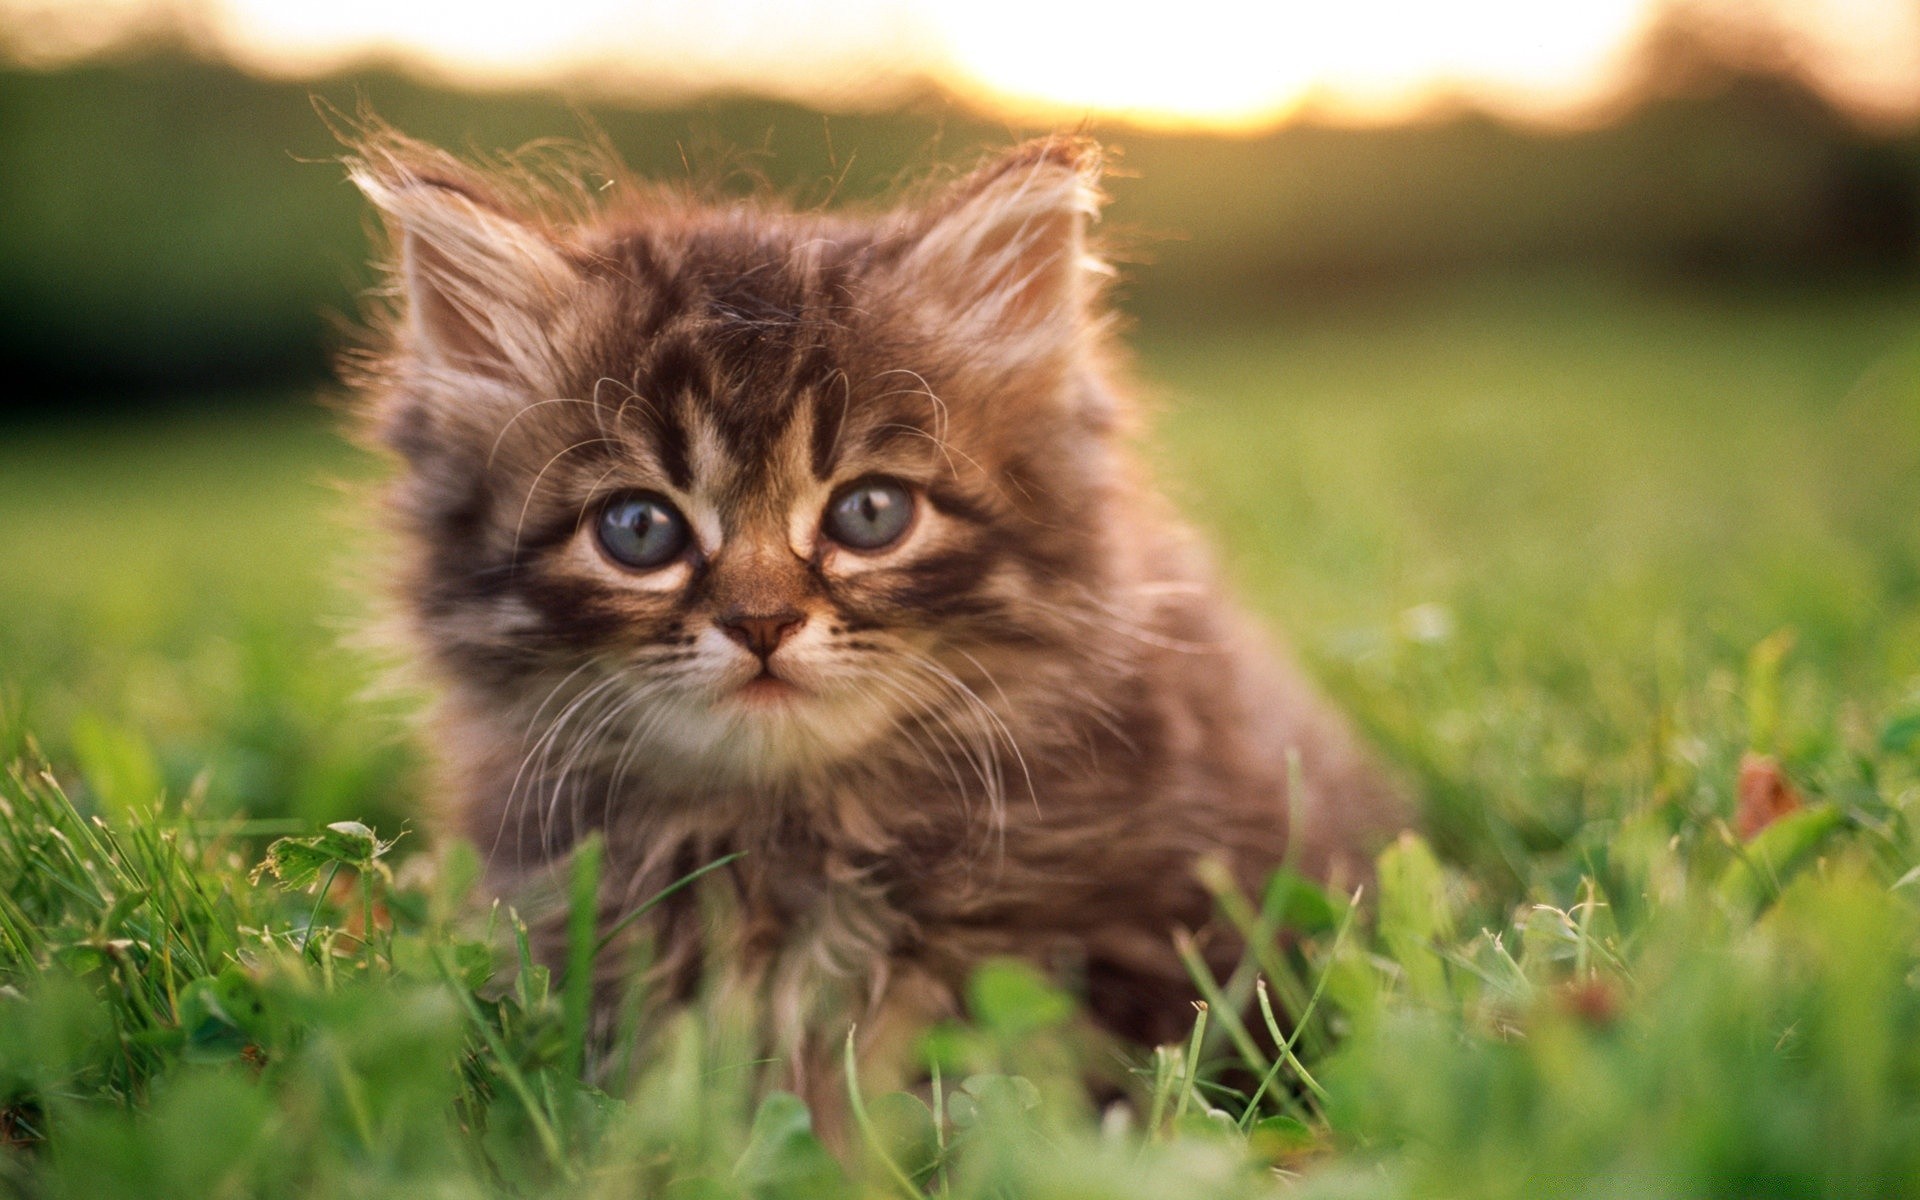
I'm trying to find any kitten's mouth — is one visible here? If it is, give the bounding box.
[734,669,804,705]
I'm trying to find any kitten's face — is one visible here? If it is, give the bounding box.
[475,318,1050,786]
[357,138,1119,794]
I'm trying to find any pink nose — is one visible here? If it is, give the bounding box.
[717,608,805,660]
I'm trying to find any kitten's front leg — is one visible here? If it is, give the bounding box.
[775,959,958,1153]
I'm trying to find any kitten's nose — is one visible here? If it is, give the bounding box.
[716,607,806,661]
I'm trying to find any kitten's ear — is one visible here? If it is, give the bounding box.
[898,138,1107,361]
[352,162,581,383]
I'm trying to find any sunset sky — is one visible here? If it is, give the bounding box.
[5,0,1918,129]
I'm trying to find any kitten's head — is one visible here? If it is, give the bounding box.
[351,134,1130,798]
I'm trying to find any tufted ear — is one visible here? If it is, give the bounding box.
[352,162,582,385]
[896,138,1108,363]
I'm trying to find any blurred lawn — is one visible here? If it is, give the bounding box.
[1,276,1916,864]
[0,397,410,829]
[1141,277,1920,881]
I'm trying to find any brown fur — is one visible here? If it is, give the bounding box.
[344,129,1405,1123]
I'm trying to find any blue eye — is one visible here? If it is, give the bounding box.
[596,493,691,570]
[824,478,914,551]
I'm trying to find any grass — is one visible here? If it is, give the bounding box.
[1,275,1918,1197]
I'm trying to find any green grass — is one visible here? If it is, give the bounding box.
[1,276,1918,1197]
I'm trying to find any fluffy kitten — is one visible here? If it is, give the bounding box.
[346,130,1404,1118]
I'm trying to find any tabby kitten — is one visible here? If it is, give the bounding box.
[347,131,1403,1119]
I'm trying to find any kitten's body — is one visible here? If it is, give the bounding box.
[348,133,1403,1116]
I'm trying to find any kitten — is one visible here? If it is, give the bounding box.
[346,130,1404,1121]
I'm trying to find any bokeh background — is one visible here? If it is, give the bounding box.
[1,0,1917,865]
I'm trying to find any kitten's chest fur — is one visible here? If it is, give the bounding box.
[449,579,1400,1051]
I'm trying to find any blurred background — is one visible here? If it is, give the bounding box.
[1,0,1916,861]
[4,0,1919,398]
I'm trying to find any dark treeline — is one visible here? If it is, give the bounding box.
[1,44,1915,405]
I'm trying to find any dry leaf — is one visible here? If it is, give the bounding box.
[1736,751,1803,840]
[1559,977,1621,1028]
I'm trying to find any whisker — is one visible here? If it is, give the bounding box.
[902,648,1035,821]
[484,395,598,468]
[500,671,626,866]
[508,434,622,564]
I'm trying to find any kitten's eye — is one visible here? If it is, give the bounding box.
[823,478,915,551]
[596,492,691,570]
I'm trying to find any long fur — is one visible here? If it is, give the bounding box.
[344,127,1407,1128]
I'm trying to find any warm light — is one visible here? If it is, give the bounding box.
[1,0,1916,129]
[202,0,937,103]
[923,0,1654,128]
